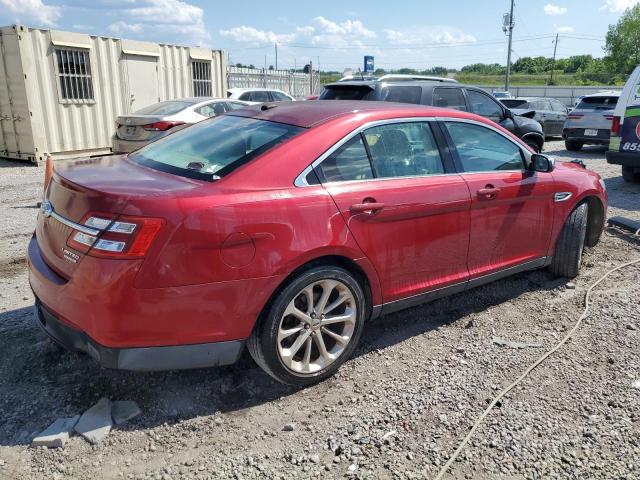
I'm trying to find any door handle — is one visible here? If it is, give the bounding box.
[477,186,500,199]
[350,202,385,214]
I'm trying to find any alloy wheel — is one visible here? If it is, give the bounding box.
[277,279,356,374]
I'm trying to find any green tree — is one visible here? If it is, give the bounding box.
[604,4,640,74]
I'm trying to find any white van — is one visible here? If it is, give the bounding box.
[606,65,640,182]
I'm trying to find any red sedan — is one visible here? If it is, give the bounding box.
[28,101,607,385]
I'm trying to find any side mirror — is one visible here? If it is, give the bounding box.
[532,154,555,173]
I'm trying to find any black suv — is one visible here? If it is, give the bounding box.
[319,75,545,152]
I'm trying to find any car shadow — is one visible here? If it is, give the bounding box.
[543,144,608,158]
[0,268,566,447]
[0,158,38,168]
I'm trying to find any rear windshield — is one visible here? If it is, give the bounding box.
[501,99,528,108]
[134,101,194,115]
[576,96,619,110]
[130,116,304,181]
[319,86,373,100]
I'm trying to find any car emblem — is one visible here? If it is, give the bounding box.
[42,201,53,218]
[635,122,640,140]
[62,247,79,264]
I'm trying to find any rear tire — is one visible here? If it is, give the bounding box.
[622,166,640,183]
[565,140,583,151]
[247,266,367,386]
[549,203,588,278]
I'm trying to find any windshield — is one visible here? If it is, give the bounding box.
[501,99,527,108]
[576,96,619,110]
[130,115,304,181]
[134,101,195,115]
[319,86,373,100]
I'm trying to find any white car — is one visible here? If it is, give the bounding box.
[112,97,249,154]
[227,88,295,104]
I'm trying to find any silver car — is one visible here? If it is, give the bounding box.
[563,92,619,151]
[112,97,249,154]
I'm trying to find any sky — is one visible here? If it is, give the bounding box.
[0,0,638,71]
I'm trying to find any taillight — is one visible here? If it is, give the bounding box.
[67,214,164,259]
[611,115,621,134]
[142,121,185,131]
[566,114,583,120]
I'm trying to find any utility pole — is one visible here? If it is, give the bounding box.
[550,33,559,85]
[275,43,278,70]
[504,0,515,92]
[309,60,313,95]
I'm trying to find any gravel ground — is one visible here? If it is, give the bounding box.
[1,141,639,480]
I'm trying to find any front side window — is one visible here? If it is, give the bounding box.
[315,135,373,182]
[192,61,212,97]
[55,48,94,101]
[445,122,524,172]
[551,99,567,112]
[130,116,303,180]
[466,90,504,122]
[364,122,444,177]
[271,91,291,101]
[379,86,422,104]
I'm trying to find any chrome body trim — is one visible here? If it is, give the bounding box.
[554,192,573,202]
[43,202,100,236]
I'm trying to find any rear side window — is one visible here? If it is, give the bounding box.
[364,122,444,177]
[445,122,524,172]
[130,116,303,180]
[501,99,527,108]
[250,91,271,102]
[319,86,373,100]
[379,86,422,104]
[238,92,251,101]
[433,88,466,110]
[576,96,619,109]
[315,135,373,182]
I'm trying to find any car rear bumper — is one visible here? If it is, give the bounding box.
[28,234,282,368]
[111,136,150,154]
[34,300,245,371]
[606,150,640,167]
[563,128,610,144]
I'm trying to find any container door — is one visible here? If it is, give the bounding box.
[123,54,159,113]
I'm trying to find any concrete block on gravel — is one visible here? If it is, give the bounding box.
[74,398,113,444]
[31,415,79,448]
[112,400,141,425]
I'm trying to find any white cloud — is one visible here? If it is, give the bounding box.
[554,25,575,33]
[0,0,61,26]
[312,16,376,38]
[600,0,640,12]
[106,0,210,46]
[543,4,568,15]
[384,27,476,45]
[219,26,295,45]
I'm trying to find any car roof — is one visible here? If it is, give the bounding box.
[227,88,287,93]
[582,91,620,98]
[225,100,480,128]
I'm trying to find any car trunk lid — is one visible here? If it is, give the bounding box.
[115,115,182,141]
[37,155,205,278]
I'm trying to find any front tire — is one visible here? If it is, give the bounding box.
[549,203,588,278]
[565,140,583,151]
[247,266,367,386]
[622,166,640,183]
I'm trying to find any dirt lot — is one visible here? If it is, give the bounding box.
[1,141,639,480]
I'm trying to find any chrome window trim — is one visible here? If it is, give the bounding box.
[294,116,533,187]
[436,116,533,172]
[294,117,444,187]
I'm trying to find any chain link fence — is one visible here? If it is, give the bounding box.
[478,85,623,107]
[227,66,321,99]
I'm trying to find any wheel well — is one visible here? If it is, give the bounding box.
[522,133,543,151]
[253,255,374,333]
[583,196,605,247]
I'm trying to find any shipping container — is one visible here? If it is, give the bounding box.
[0,24,227,163]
